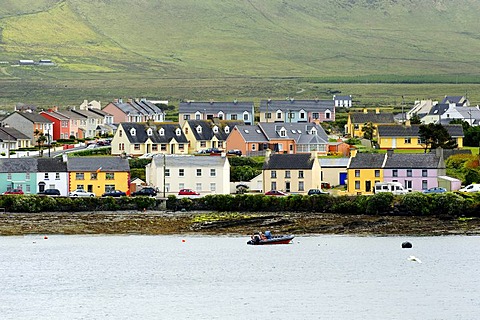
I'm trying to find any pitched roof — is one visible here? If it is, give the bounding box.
[319,157,350,167]
[179,101,253,113]
[120,122,188,144]
[263,153,316,170]
[377,124,464,137]
[427,103,449,116]
[152,154,228,168]
[348,153,386,169]
[11,112,53,123]
[56,109,87,120]
[0,127,30,140]
[40,110,70,121]
[259,99,334,112]
[187,120,236,141]
[384,153,441,169]
[349,112,395,124]
[0,158,37,172]
[67,157,130,172]
[233,125,269,143]
[258,122,328,142]
[441,96,467,106]
[37,158,68,172]
[111,99,165,116]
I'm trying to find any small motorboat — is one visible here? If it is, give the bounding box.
[247,231,294,245]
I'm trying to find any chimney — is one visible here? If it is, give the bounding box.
[62,153,68,163]
[363,108,368,114]
[265,149,272,159]
[375,108,380,114]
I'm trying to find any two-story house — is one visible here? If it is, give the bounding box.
[111,122,189,157]
[69,108,104,139]
[259,99,335,123]
[182,120,240,153]
[347,152,386,195]
[178,101,254,126]
[67,156,130,196]
[0,158,37,194]
[376,124,464,150]
[334,95,353,108]
[0,126,31,157]
[1,112,54,145]
[262,151,321,194]
[103,98,166,124]
[36,157,69,196]
[55,109,86,139]
[39,108,70,140]
[145,155,230,196]
[345,109,395,138]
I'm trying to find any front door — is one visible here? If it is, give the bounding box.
[285,181,291,192]
[365,180,372,193]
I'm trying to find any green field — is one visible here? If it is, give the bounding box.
[1,0,480,107]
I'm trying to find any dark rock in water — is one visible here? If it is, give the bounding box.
[402,241,412,248]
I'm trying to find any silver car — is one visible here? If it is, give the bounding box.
[69,189,95,197]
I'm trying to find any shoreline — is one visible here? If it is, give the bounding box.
[1,211,479,236]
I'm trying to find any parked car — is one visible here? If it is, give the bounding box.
[178,189,200,198]
[459,184,480,192]
[265,190,288,196]
[422,187,447,194]
[3,189,24,195]
[197,148,222,155]
[138,153,154,159]
[131,187,157,197]
[69,189,95,197]
[38,188,61,196]
[227,149,242,156]
[102,190,127,197]
[307,188,328,195]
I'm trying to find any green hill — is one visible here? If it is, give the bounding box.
[1,0,480,105]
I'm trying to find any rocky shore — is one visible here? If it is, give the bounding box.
[0,211,479,236]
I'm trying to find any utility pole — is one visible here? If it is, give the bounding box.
[163,153,166,198]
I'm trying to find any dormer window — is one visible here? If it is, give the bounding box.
[218,111,224,120]
[224,126,230,134]
[279,128,286,137]
[130,128,136,136]
[325,110,331,119]
[176,128,181,136]
[311,128,317,135]
[276,110,282,120]
[195,111,202,120]
[243,111,249,121]
[147,128,153,136]
[213,126,219,133]
[299,110,306,120]
[159,128,165,136]
[196,125,202,134]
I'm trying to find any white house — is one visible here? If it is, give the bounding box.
[146,155,230,196]
[36,158,69,196]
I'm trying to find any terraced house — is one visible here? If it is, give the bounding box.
[182,120,241,154]
[178,100,254,126]
[103,98,166,124]
[347,152,386,195]
[67,157,130,196]
[345,109,395,138]
[259,99,335,123]
[111,122,189,157]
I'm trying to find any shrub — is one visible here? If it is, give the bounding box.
[429,193,467,216]
[400,192,430,215]
[365,192,394,215]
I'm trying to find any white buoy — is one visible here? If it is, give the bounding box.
[408,255,422,263]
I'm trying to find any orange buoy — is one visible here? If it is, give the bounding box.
[44,236,48,240]
[182,239,186,243]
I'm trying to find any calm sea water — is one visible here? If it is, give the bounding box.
[0,235,478,320]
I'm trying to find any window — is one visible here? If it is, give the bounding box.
[200,141,206,147]
[210,183,216,192]
[312,112,319,119]
[119,130,123,137]
[266,113,272,119]
[285,171,291,178]
[355,181,360,189]
[106,173,114,180]
[422,169,428,177]
[76,184,84,190]
[179,144,185,151]
[134,144,140,150]
[196,169,202,176]
[355,170,360,177]
[271,171,277,178]
[299,111,306,119]
[183,114,190,120]
[298,171,304,178]
[159,128,165,136]
[7,173,11,180]
[90,173,98,180]
[152,144,158,151]
[325,111,331,119]
[196,183,202,192]
[26,173,30,180]
[405,180,412,189]
[210,169,216,177]
[26,185,30,193]
[55,173,60,180]
[165,184,170,192]
[243,112,249,121]
[44,173,49,179]
[280,129,286,137]
[76,173,84,180]
[161,144,167,151]
[271,181,277,190]
[251,144,256,151]
[407,169,412,177]
[422,180,428,190]
[375,170,380,177]
[105,185,115,192]
[298,181,304,191]
[288,112,295,119]
[179,183,185,190]
[392,170,398,177]
[179,169,185,177]
[354,124,359,130]
[276,111,282,119]
[404,138,411,144]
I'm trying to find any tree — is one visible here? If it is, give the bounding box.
[34,129,47,157]
[418,123,457,153]
[362,122,376,147]
[409,114,422,124]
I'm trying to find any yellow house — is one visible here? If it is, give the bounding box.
[376,124,464,150]
[346,109,395,137]
[347,153,386,195]
[182,120,241,154]
[263,151,321,194]
[67,156,130,196]
[111,122,189,157]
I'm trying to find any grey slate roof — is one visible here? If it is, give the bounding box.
[113,100,164,116]
[37,158,68,172]
[56,109,87,120]
[263,153,315,170]
[179,101,253,113]
[258,122,329,142]
[441,96,467,106]
[152,155,228,168]
[14,112,53,123]
[427,103,449,116]
[259,99,334,112]
[319,157,350,167]
[0,127,30,140]
[120,122,188,144]
[187,120,238,141]
[348,153,386,169]
[349,112,395,124]
[377,124,464,137]
[234,125,269,142]
[383,153,441,169]
[0,158,37,172]
[67,157,130,172]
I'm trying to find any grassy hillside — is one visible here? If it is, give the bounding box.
[0,0,480,106]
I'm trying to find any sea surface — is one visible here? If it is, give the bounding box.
[0,235,478,320]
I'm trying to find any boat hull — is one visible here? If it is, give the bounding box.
[247,235,294,245]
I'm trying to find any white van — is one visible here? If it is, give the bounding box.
[374,182,408,195]
[458,184,480,192]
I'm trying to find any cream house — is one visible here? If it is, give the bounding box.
[145,155,230,196]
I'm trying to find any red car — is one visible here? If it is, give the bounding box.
[3,189,24,195]
[265,190,288,196]
[178,189,200,196]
